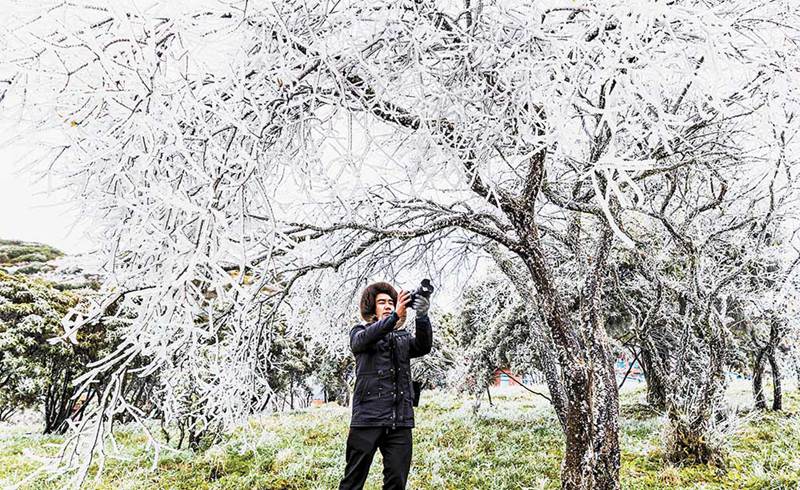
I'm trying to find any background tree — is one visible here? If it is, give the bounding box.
[410,314,458,393]
[0,271,115,433]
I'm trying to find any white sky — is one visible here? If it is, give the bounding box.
[0,142,94,254]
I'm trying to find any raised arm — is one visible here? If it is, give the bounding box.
[409,313,432,358]
[350,311,399,353]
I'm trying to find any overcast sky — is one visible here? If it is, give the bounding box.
[0,142,94,254]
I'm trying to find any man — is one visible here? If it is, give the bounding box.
[339,281,433,490]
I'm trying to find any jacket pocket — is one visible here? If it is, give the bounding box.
[363,377,382,401]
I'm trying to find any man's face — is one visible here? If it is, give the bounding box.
[375,292,395,320]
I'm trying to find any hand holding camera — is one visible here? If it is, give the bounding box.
[395,290,412,318]
[408,279,434,304]
[408,279,433,316]
[390,280,433,329]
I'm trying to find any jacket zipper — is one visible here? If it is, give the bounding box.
[390,331,397,430]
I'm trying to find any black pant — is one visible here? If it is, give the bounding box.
[339,426,413,490]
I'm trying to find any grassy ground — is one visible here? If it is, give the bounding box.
[2,382,799,489]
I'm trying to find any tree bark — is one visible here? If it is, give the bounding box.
[767,320,783,411]
[558,316,621,490]
[0,405,17,422]
[519,224,620,490]
[750,319,786,412]
[753,350,767,410]
[665,412,717,464]
[768,352,782,411]
[43,369,78,435]
[665,314,728,465]
[290,377,295,410]
[639,347,666,411]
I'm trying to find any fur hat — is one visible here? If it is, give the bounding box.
[359,281,398,322]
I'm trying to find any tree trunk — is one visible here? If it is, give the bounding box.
[519,224,620,490]
[539,344,568,430]
[43,369,77,435]
[639,347,666,411]
[768,352,782,411]
[665,412,717,464]
[560,344,620,489]
[753,350,767,410]
[290,377,295,410]
[666,314,728,465]
[795,359,800,389]
[568,318,621,490]
[0,405,17,422]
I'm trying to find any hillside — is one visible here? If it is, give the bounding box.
[0,237,100,291]
[0,239,63,274]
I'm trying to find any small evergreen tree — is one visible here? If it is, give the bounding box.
[0,271,114,433]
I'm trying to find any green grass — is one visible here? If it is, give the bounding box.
[2,387,800,489]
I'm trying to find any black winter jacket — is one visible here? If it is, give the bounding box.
[349,311,433,428]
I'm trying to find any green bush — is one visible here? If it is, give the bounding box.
[0,271,115,432]
[0,240,63,265]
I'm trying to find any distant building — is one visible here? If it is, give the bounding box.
[615,353,644,383]
[311,384,325,406]
[490,368,535,387]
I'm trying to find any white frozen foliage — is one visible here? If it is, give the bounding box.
[2,0,799,486]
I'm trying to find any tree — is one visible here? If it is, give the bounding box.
[745,257,800,412]
[0,271,104,433]
[612,192,799,463]
[410,310,458,392]
[457,262,567,423]
[3,1,798,488]
[311,346,354,406]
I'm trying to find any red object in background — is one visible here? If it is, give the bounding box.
[491,368,526,387]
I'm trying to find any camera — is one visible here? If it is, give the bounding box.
[408,279,434,306]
